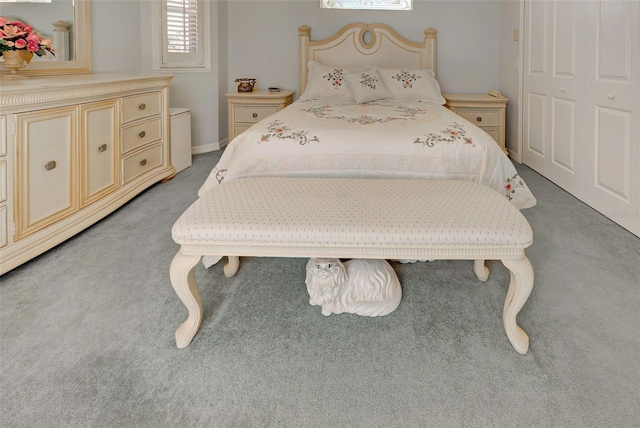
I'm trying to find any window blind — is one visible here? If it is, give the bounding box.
[166,0,199,54]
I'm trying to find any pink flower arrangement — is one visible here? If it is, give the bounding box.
[0,16,54,60]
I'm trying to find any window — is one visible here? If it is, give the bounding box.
[154,0,210,71]
[321,0,412,11]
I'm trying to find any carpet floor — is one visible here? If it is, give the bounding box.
[1,151,639,427]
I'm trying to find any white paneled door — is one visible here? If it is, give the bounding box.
[523,0,639,236]
[523,0,586,197]
[584,0,639,235]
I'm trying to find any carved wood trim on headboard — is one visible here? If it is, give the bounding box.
[298,23,437,96]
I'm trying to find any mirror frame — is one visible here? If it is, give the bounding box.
[20,0,91,76]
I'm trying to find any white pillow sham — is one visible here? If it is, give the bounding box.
[344,68,393,104]
[374,66,446,104]
[300,61,370,100]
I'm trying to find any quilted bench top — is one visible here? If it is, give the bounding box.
[172,178,533,250]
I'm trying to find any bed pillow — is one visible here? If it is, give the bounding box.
[300,61,370,100]
[343,68,393,104]
[374,66,446,104]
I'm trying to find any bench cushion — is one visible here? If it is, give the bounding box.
[172,178,532,253]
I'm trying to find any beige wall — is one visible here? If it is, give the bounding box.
[88,0,517,152]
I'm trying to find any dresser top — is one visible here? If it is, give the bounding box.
[0,73,174,111]
[0,73,173,92]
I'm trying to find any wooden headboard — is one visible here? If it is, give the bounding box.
[298,23,437,95]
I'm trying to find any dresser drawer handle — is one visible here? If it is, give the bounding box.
[140,159,147,166]
[139,131,146,138]
[252,113,258,118]
[138,103,146,110]
[476,117,482,122]
[44,160,56,171]
[98,144,107,152]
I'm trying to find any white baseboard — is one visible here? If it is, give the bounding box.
[191,139,228,154]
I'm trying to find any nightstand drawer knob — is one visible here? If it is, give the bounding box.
[45,160,56,171]
[140,159,147,166]
[98,144,108,152]
[607,93,614,100]
[139,131,146,138]
[252,113,258,118]
[138,103,146,110]
[476,117,482,122]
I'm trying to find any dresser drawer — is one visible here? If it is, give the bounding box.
[0,160,6,203]
[122,143,163,184]
[122,117,162,154]
[234,105,279,123]
[456,109,500,127]
[122,92,162,124]
[0,115,6,156]
[0,205,6,248]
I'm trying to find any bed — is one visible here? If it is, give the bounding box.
[199,23,536,211]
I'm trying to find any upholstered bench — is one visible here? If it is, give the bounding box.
[171,177,534,353]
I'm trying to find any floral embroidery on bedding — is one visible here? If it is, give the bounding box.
[358,72,379,90]
[413,122,473,147]
[395,105,429,118]
[323,68,347,90]
[212,167,227,184]
[303,105,336,118]
[260,120,320,145]
[301,104,429,124]
[391,71,422,89]
[505,173,526,201]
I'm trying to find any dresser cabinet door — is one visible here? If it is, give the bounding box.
[15,106,78,241]
[81,100,119,206]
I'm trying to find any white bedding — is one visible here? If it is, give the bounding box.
[199,99,536,210]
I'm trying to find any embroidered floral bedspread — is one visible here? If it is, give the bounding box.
[199,99,536,209]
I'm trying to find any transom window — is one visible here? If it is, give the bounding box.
[321,0,412,11]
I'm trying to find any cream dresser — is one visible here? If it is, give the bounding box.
[225,90,295,142]
[0,74,174,275]
[443,93,509,155]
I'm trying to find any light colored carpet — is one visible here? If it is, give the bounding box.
[1,152,639,427]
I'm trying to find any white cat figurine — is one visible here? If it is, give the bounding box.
[304,258,402,317]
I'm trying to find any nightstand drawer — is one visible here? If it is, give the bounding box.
[484,128,500,143]
[234,123,254,137]
[122,143,163,184]
[234,105,279,123]
[122,92,162,124]
[456,109,500,127]
[122,117,162,154]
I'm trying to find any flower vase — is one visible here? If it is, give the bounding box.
[2,51,33,75]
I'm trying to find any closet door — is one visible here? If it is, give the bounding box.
[523,0,639,236]
[583,0,639,235]
[522,0,586,197]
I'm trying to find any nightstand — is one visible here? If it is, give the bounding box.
[225,90,295,142]
[443,93,509,155]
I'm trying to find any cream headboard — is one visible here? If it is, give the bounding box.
[298,23,437,96]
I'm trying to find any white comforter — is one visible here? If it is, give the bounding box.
[199,99,536,209]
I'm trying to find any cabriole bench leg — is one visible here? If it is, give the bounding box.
[170,251,203,349]
[474,259,489,282]
[501,256,534,354]
[224,256,240,277]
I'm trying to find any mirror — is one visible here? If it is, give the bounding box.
[0,0,91,75]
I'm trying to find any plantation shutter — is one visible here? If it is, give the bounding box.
[161,0,207,67]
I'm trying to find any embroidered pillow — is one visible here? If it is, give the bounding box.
[300,61,370,100]
[374,66,446,104]
[344,69,393,104]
